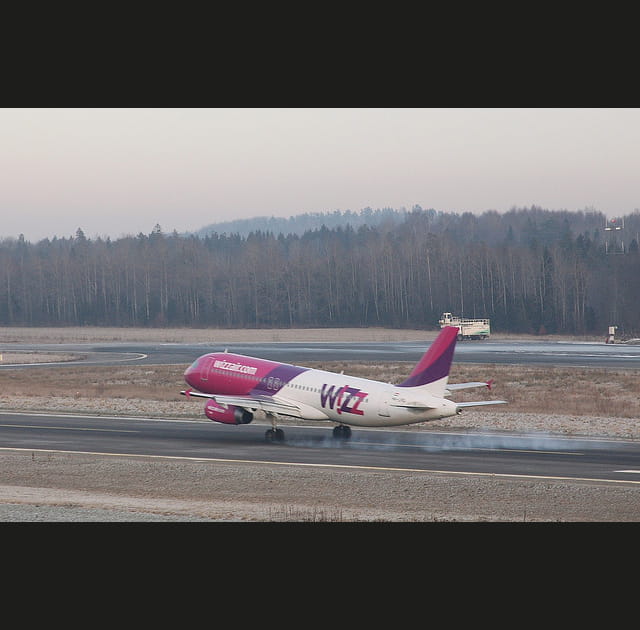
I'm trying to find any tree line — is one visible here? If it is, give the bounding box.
[2,206,640,336]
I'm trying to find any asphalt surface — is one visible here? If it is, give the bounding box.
[1,411,639,488]
[4,338,640,369]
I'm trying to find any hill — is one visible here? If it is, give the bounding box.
[193,206,409,237]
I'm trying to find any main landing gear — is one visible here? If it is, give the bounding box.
[263,415,353,443]
[332,424,352,439]
[265,427,285,442]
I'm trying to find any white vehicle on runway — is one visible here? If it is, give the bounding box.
[439,312,490,340]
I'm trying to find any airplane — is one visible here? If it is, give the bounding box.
[180,326,507,442]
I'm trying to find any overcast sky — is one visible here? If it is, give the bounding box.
[1,108,638,241]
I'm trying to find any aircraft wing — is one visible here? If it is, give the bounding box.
[180,390,329,420]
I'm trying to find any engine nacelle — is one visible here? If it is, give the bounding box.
[204,399,254,425]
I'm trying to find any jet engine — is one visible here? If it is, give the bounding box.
[205,399,254,425]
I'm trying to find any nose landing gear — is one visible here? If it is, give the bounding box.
[264,412,285,443]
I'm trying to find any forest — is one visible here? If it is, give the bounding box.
[2,205,640,336]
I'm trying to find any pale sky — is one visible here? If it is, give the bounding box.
[1,108,638,241]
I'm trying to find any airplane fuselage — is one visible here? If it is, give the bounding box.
[183,351,459,427]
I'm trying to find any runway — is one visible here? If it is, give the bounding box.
[1,411,639,487]
[3,338,640,369]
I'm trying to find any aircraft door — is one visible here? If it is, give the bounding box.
[200,356,211,381]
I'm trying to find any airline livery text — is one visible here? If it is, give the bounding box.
[320,384,367,415]
[213,360,258,375]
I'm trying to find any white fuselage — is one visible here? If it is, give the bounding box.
[276,368,459,427]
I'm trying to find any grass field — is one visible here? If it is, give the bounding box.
[0,359,637,419]
[0,325,603,344]
[0,326,636,420]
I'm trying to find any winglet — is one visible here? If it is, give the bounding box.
[486,379,494,390]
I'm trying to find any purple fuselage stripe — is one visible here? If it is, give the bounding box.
[251,363,309,395]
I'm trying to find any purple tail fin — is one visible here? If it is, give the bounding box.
[398,326,458,388]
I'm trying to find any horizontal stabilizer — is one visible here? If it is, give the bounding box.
[447,381,493,392]
[455,400,507,408]
[388,392,447,410]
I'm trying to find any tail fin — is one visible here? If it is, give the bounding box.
[398,326,458,395]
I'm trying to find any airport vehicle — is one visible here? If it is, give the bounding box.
[181,326,506,442]
[438,312,490,339]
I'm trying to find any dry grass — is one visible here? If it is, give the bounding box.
[266,505,346,521]
[449,363,640,418]
[0,326,436,344]
[0,364,185,402]
[0,359,638,419]
[0,352,80,364]
[0,325,605,344]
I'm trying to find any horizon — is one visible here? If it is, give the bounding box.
[1,204,628,244]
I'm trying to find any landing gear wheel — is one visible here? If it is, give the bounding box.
[332,425,352,440]
[265,428,285,443]
[265,412,285,443]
